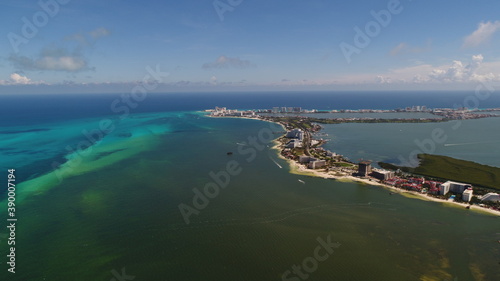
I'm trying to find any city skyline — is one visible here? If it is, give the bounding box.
[1,0,500,93]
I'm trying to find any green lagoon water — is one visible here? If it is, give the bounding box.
[1,113,499,281]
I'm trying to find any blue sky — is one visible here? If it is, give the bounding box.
[1,0,500,93]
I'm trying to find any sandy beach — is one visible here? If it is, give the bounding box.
[271,140,500,217]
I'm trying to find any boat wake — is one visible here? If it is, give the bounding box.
[444,141,498,147]
[269,157,283,168]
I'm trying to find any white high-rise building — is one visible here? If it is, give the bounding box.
[462,188,473,202]
[481,193,500,202]
[439,181,471,195]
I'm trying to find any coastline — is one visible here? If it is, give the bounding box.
[272,141,500,217]
[209,112,500,217]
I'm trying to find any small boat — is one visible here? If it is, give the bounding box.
[298,179,305,184]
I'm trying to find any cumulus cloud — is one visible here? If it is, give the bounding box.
[463,21,500,48]
[202,55,254,69]
[375,75,392,84]
[14,28,111,73]
[10,73,31,84]
[0,73,44,85]
[428,54,498,82]
[412,74,426,84]
[367,55,499,84]
[9,48,90,72]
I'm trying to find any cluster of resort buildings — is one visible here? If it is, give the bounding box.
[285,129,304,148]
[358,161,500,204]
[298,156,328,169]
[209,107,256,117]
[363,161,500,204]
[357,161,475,200]
[282,128,500,205]
[271,107,303,114]
[384,176,474,202]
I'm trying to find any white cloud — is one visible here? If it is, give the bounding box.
[361,55,499,85]
[388,64,435,81]
[283,55,500,87]
[9,48,90,72]
[375,75,392,84]
[10,73,31,84]
[0,73,44,85]
[202,55,254,69]
[412,74,426,84]
[36,56,87,72]
[463,21,500,48]
[428,54,499,82]
[9,28,110,74]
